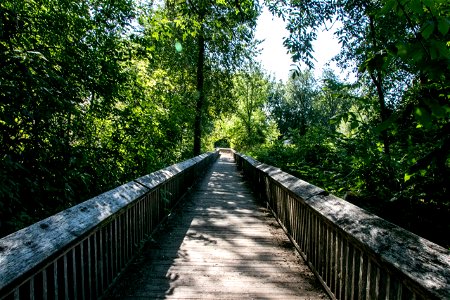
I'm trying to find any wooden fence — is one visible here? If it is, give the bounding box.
[234,151,450,300]
[0,151,218,300]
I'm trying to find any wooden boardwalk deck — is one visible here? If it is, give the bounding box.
[106,153,328,299]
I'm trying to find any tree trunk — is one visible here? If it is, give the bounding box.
[193,32,205,156]
[368,15,391,158]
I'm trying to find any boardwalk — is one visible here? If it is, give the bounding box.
[106,153,328,299]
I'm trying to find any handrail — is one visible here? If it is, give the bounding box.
[234,151,450,300]
[0,151,219,299]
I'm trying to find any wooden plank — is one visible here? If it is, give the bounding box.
[235,152,450,300]
[0,151,218,298]
[106,153,328,299]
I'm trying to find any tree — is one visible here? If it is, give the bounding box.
[267,69,318,137]
[206,65,279,151]
[257,0,450,247]
[232,64,270,148]
[177,0,260,155]
[266,0,449,160]
[0,0,136,235]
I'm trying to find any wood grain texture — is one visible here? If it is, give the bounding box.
[235,151,450,300]
[106,153,328,299]
[0,152,218,298]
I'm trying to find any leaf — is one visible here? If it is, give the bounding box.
[414,106,432,128]
[404,173,413,182]
[396,43,408,58]
[374,117,394,135]
[342,113,348,123]
[424,98,446,118]
[438,18,450,36]
[350,120,359,131]
[409,0,423,14]
[379,0,397,14]
[421,21,435,39]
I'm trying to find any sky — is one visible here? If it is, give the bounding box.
[255,7,341,82]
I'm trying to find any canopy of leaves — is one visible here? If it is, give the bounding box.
[0,0,261,237]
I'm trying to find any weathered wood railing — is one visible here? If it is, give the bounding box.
[0,151,218,300]
[234,151,450,300]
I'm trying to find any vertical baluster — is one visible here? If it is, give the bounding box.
[317,221,322,281]
[385,273,391,300]
[146,194,150,235]
[117,216,122,272]
[331,229,336,292]
[279,186,283,219]
[102,223,111,291]
[297,201,302,245]
[53,261,58,300]
[309,211,314,261]
[29,277,35,300]
[345,243,353,300]
[93,233,99,298]
[42,269,48,300]
[313,214,317,269]
[130,206,134,257]
[142,198,145,239]
[396,281,403,299]
[155,189,160,225]
[375,265,380,300]
[140,199,144,242]
[358,252,367,299]
[333,231,339,296]
[351,247,359,300]
[125,209,130,262]
[366,259,371,300]
[108,224,112,288]
[80,241,85,300]
[131,205,135,257]
[324,225,328,286]
[111,216,120,281]
[294,200,299,243]
[308,210,313,260]
[302,204,308,252]
[133,204,136,255]
[287,193,291,234]
[310,213,314,267]
[284,190,287,230]
[317,216,321,273]
[340,238,347,300]
[72,248,77,300]
[131,204,135,255]
[149,192,154,231]
[340,236,344,298]
[142,197,146,238]
[64,254,69,299]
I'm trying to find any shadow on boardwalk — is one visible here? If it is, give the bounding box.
[105,153,328,299]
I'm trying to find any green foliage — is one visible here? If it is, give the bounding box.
[0,0,261,237]
[0,0,138,235]
[262,0,449,247]
[207,65,278,151]
[267,69,318,137]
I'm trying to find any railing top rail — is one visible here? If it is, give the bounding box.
[0,151,217,293]
[235,151,450,299]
